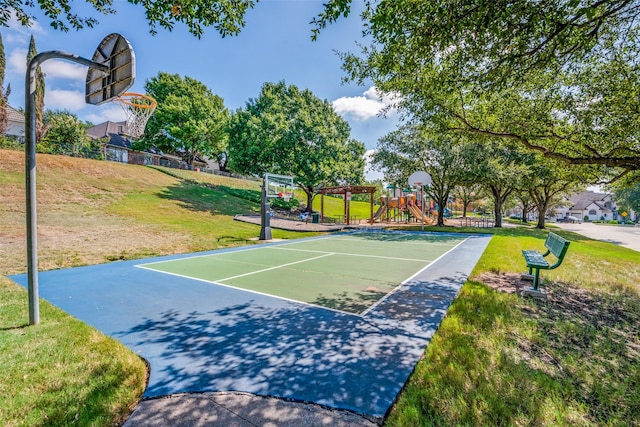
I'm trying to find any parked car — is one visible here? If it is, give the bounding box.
[558,215,582,223]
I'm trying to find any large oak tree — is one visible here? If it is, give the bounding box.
[140,72,229,167]
[227,81,365,211]
[329,0,640,182]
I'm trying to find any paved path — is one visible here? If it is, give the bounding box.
[554,222,640,252]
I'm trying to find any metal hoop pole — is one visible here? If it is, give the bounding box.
[25,51,108,325]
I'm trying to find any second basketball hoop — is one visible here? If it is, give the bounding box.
[113,92,157,139]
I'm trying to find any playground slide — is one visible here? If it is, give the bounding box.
[408,204,433,224]
[372,205,387,221]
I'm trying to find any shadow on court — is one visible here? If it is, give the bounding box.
[10,233,491,419]
[116,275,473,417]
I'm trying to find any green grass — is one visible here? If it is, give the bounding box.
[386,226,640,426]
[2,149,640,426]
[0,276,146,426]
[0,149,320,426]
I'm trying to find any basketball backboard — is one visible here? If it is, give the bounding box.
[408,171,432,187]
[265,173,295,199]
[85,33,135,105]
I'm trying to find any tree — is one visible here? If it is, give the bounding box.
[1,0,256,38]
[228,81,365,211]
[463,138,533,228]
[333,0,640,182]
[372,123,470,227]
[520,155,595,229]
[452,184,484,218]
[39,110,91,156]
[27,35,45,143]
[612,183,640,220]
[0,32,7,135]
[141,72,229,166]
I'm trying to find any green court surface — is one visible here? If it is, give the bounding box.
[138,232,466,314]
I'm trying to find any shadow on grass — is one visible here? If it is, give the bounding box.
[0,323,29,331]
[158,182,259,216]
[435,276,640,425]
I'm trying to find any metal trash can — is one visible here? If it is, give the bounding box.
[311,212,320,223]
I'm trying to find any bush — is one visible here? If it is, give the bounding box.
[608,220,619,224]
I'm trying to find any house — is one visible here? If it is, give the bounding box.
[87,121,161,166]
[558,191,616,221]
[3,104,25,141]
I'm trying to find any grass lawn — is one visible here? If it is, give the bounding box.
[386,226,640,426]
[2,149,640,425]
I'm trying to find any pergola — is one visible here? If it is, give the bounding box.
[316,185,378,225]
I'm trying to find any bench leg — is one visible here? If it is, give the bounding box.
[532,269,540,290]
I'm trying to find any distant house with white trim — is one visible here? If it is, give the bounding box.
[87,121,161,166]
[3,105,25,141]
[557,191,617,221]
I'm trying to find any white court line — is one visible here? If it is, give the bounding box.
[135,264,358,317]
[360,237,470,317]
[216,252,334,282]
[325,236,460,247]
[268,246,430,263]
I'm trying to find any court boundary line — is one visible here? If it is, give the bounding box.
[136,262,361,318]
[216,252,334,281]
[136,234,338,267]
[135,231,471,318]
[268,246,434,263]
[360,237,470,317]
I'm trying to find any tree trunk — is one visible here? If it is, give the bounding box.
[493,197,503,228]
[304,186,314,213]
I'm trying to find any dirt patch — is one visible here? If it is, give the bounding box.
[475,272,531,295]
[476,272,640,359]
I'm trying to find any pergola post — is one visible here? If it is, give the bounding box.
[370,192,374,224]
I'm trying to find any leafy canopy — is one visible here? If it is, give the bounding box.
[1,0,256,38]
[141,72,229,165]
[330,0,640,181]
[227,81,365,209]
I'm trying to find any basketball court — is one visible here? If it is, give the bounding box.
[10,230,491,419]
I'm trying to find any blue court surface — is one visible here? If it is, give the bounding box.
[10,230,491,419]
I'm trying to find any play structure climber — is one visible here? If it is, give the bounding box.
[372,194,437,225]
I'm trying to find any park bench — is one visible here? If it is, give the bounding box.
[522,232,570,291]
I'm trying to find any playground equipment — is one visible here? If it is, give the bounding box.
[407,197,435,225]
[408,170,432,230]
[372,196,388,221]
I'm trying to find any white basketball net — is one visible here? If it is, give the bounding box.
[113,93,157,139]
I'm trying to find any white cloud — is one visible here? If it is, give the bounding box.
[7,11,45,35]
[7,48,27,76]
[42,60,87,80]
[364,149,384,182]
[83,105,126,125]
[332,86,399,121]
[45,89,86,110]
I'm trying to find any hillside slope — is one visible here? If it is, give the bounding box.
[0,149,317,425]
[0,149,316,275]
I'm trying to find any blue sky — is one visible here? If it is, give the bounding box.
[3,0,399,179]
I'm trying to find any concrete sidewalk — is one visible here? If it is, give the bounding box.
[554,222,640,252]
[123,392,378,427]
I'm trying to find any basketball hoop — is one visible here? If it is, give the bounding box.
[113,92,157,139]
[281,192,293,202]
